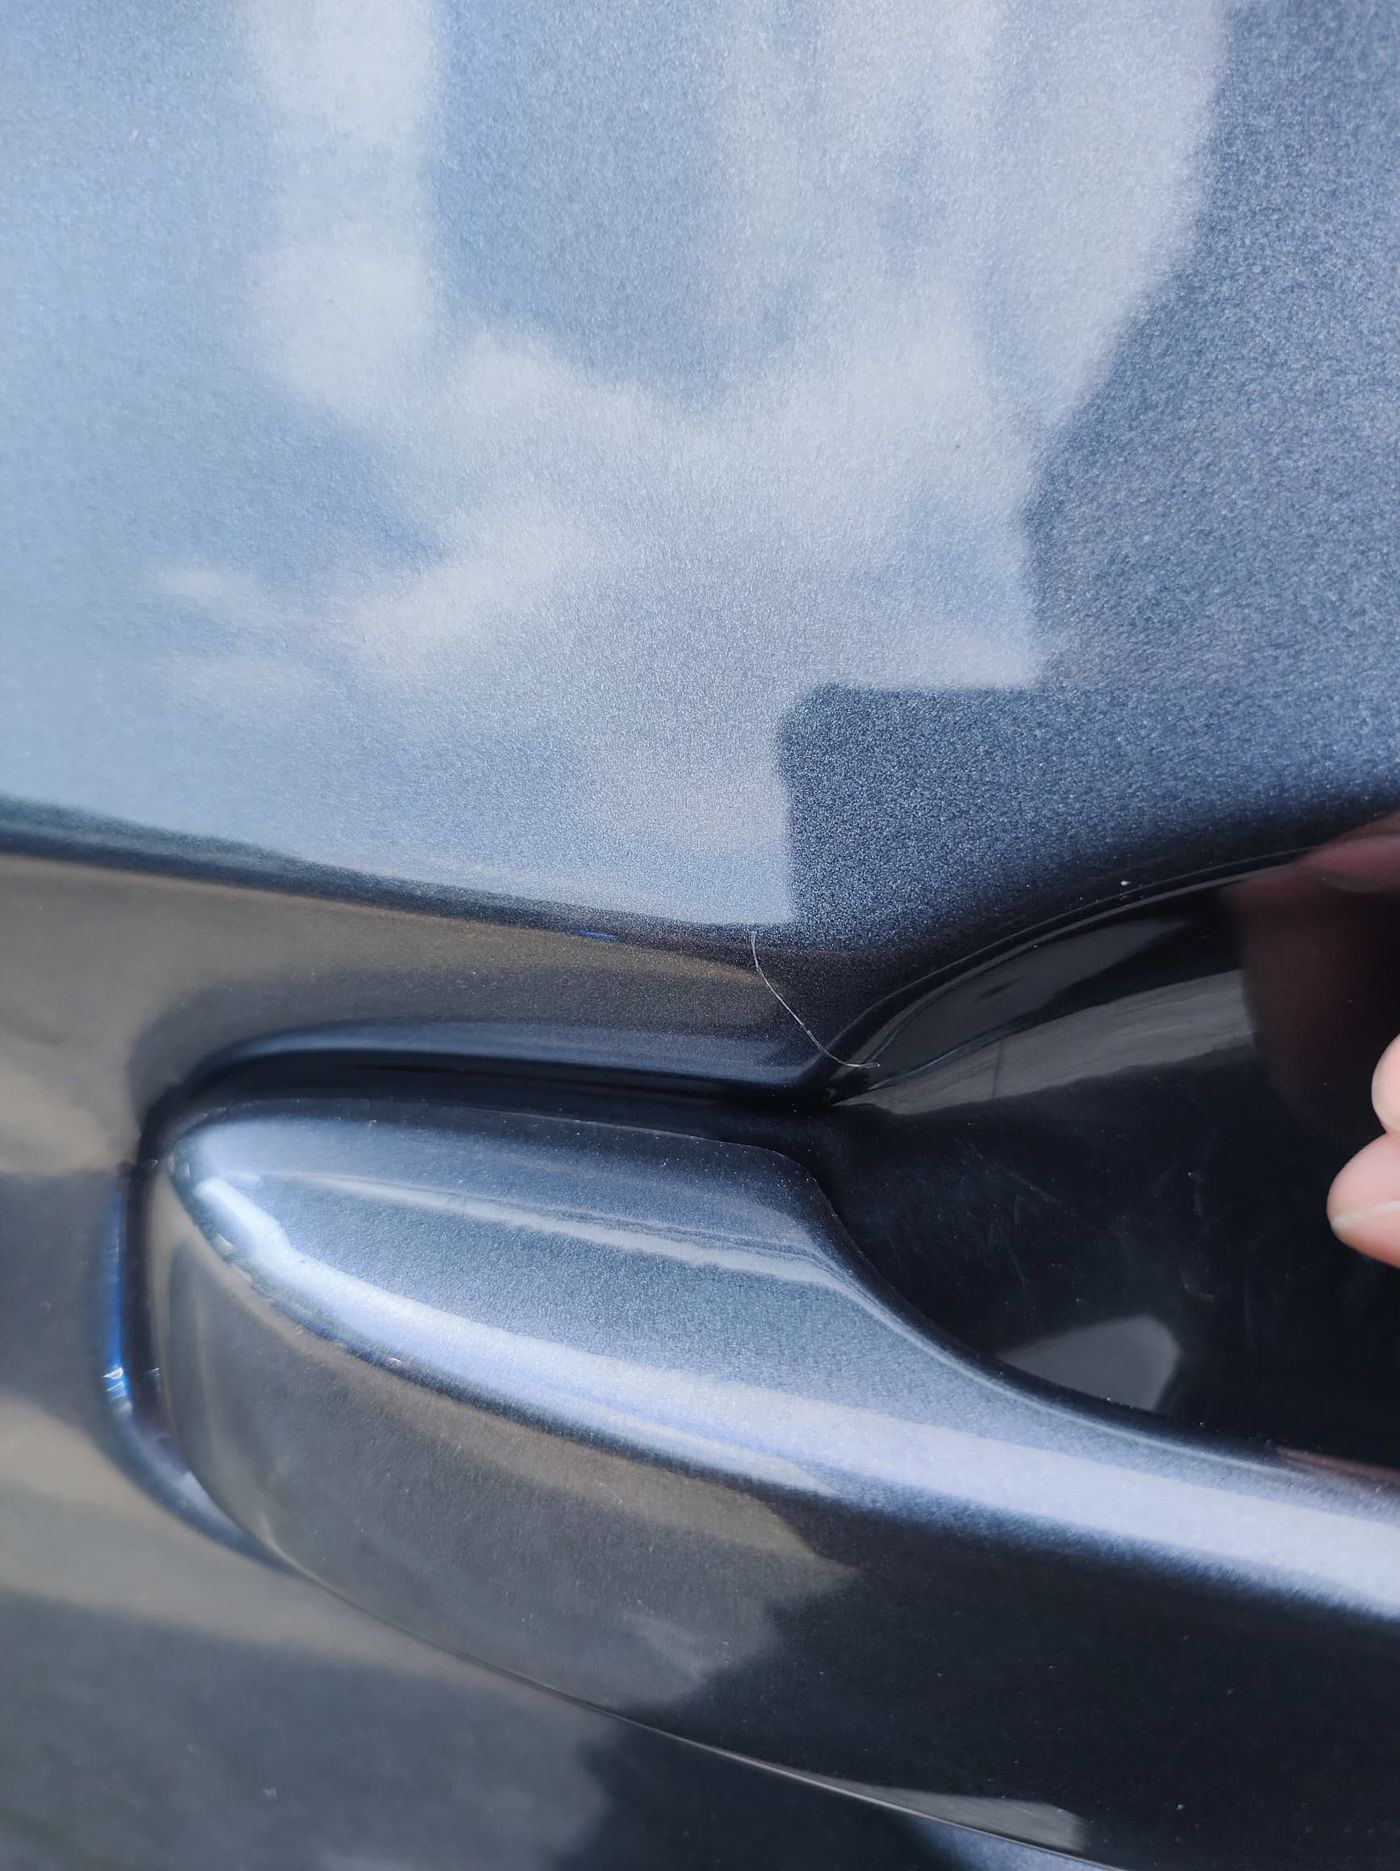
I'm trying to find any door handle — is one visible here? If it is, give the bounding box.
[143,1096,1400,1869]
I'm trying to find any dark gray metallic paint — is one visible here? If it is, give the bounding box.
[0,847,1032,1869]
[146,1094,1400,1869]
[0,1,1394,1865]
[1,2,1395,945]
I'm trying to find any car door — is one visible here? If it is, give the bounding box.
[0,3,1397,1867]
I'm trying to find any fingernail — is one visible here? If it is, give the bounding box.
[1330,1199,1400,1262]
[1374,1051,1400,1134]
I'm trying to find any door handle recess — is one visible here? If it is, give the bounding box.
[143,1098,1400,1870]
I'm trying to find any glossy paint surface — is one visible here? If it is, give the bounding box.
[0,848,1012,1869]
[1,1,1397,944]
[833,869,1400,1465]
[147,1093,1400,1870]
[0,2,1395,1867]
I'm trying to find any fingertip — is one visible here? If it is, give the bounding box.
[1329,1132,1400,1266]
[1298,831,1400,893]
[1373,1034,1400,1133]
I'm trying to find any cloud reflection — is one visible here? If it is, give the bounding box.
[166,0,1228,917]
